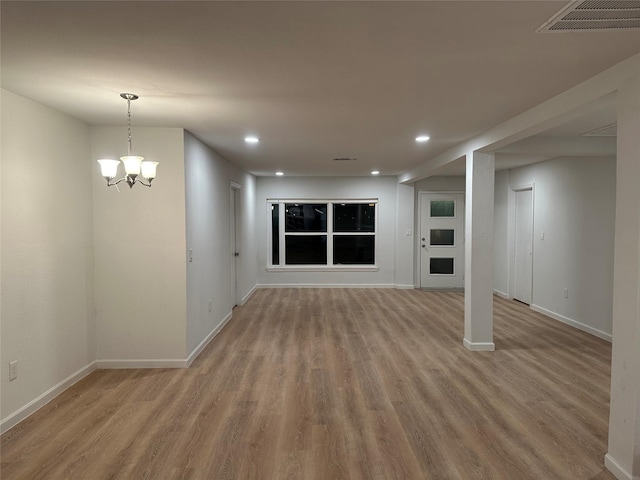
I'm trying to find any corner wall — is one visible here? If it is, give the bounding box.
[1,90,96,430]
[92,126,188,366]
[494,156,616,339]
[184,132,256,358]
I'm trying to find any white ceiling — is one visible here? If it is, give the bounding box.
[2,1,639,178]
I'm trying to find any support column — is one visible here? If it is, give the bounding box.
[464,151,495,351]
[606,72,640,480]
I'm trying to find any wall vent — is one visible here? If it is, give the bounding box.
[332,157,358,161]
[537,1,640,32]
[582,123,618,136]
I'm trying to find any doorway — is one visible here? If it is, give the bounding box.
[419,192,465,289]
[512,187,533,304]
[230,183,241,307]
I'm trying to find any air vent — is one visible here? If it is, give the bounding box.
[537,1,640,32]
[332,157,357,162]
[582,123,618,136]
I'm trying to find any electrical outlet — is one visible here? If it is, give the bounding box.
[208,300,212,312]
[563,288,569,299]
[9,361,17,381]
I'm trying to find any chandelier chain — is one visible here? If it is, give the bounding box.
[126,97,132,156]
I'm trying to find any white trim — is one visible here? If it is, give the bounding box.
[604,453,631,480]
[186,311,233,367]
[395,284,415,290]
[508,184,535,303]
[267,266,379,273]
[417,191,465,289]
[493,289,509,299]
[530,304,612,342]
[463,338,496,351]
[239,285,257,306]
[257,283,396,289]
[96,359,189,369]
[1,361,97,434]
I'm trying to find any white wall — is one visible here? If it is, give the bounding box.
[1,90,95,428]
[92,127,188,365]
[395,183,415,288]
[183,132,257,357]
[256,176,406,287]
[494,156,616,339]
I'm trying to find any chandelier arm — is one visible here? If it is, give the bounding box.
[135,178,153,188]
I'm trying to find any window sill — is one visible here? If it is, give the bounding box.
[266,265,379,273]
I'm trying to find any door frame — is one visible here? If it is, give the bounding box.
[417,190,465,289]
[508,183,535,303]
[230,182,241,307]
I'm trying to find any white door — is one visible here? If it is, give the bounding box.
[420,193,465,289]
[513,188,533,304]
[230,186,240,307]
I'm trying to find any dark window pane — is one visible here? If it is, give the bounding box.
[285,236,327,264]
[334,203,375,232]
[285,204,327,232]
[430,258,454,275]
[333,236,375,265]
[430,200,455,217]
[430,229,455,246]
[271,204,279,264]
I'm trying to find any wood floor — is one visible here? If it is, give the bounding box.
[1,289,614,480]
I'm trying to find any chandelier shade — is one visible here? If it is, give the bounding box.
[97,93,158,189]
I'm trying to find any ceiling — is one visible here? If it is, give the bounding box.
[2,1,639,178]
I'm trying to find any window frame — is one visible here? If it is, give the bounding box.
[267,199,379,272]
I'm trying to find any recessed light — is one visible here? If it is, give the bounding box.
[415,135,430,143]
[371,170,380,175]
[275,171,284,176]
[245,136,260,144]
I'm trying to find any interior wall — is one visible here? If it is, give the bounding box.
[494,156,616,338]
[256,176,403,287]
[184,132,257,357]
[1,90,95,425]
[92,126,188,364]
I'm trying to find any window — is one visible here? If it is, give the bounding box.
[268,200,377,269]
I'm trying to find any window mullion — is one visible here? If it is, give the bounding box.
[327,202,334,265]
[279,202,286,266]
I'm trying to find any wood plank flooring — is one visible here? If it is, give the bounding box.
[1,289,615,479]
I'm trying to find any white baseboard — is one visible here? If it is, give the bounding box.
[395,284,415,290]
[186,311,233,367]
[463,338,496,351]
[604,453,631,480]
[493,289,509,299]
[238,285,257,306]
[530,304,612,342]
[1,361,97,434]
[95,358,189,369]
[257,283,396,289]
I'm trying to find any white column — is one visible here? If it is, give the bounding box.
[606,73,640,480]
[463,151,495,351]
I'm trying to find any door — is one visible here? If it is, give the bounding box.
[230,185,240,307]
[513,188,533,304]
[420,192,465,289]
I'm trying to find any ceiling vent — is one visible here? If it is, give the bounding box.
[582,123,618,136]
[332,157,358,162]
[537,1,640,32]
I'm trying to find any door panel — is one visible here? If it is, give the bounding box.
[513,189,533,304]
[420,193,465,289]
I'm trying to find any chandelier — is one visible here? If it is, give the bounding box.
[97,93,158,188]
